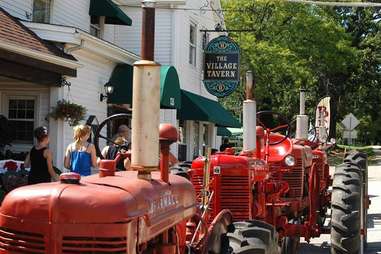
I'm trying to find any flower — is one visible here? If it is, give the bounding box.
[49,100,87,126]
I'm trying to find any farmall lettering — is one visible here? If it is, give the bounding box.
[148,190,179,216]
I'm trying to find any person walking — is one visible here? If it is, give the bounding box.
[64,125,97,176]
[220,138,232,152]
[24,126,58,184]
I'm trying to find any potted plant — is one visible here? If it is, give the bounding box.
[49,100,87,126]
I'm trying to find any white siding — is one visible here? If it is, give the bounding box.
[63,50,115,153]
[115,8,141,56]
[116,8,172,65]
[51,0,90,32]
[103,24,116,43]
[0,0,33,20]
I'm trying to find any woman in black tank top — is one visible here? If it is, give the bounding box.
[28,147,51,184]
[24,127,58,184]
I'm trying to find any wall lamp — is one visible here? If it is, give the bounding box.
[100,82,114,102]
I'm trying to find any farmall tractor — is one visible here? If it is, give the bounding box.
[0,62,241,253]
[189,72,369,254]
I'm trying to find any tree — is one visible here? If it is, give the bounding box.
[330,7,381,144]
[220,0,358,140]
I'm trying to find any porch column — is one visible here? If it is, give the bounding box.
[49,86,64,169]
[208,123,216,149]
[186,120,194,161]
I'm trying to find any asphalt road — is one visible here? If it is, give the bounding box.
[300,165,381,254]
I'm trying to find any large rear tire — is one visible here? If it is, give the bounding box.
[331,162,362,254]
[344,152,368,250]
[227,220,279,254]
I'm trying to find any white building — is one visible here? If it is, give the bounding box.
[111,0,240,160]
[0,0,239,168]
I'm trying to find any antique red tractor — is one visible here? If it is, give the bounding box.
[189,75,368,254]
[0,56,244,253]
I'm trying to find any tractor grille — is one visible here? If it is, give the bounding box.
[191,173,204,201]
[62,236,127,253]
[220,175,250,221]
[191,172,215,219]
[0,227,46,253]
[270,159,304,198]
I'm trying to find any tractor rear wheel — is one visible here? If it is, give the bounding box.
[331,162,362,254]
[227,220,279,254]
[344,152,368,250]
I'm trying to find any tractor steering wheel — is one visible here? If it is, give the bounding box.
[256,111,291,145]
[308,127,318,143]
[94,113,131,159]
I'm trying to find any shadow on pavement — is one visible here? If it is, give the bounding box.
[300,242,381,254]
[368,213,381,229]
[366,242,381,253]
[299,242,330,254]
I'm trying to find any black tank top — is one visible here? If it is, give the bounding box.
[28,147,51,184]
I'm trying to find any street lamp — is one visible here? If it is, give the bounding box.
[100,82,114,102]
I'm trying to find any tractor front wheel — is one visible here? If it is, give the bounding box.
[227,220,279,254]
[281,219,300,254]
[331,162,362,254]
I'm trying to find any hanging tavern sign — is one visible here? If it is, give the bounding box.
[203,35,240,98]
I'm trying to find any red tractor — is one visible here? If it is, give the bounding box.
[189,78,369,254]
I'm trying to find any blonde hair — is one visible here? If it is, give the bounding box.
[114,136,126,145]
[73,125,91,147]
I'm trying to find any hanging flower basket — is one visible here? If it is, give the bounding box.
[49,100,87,126]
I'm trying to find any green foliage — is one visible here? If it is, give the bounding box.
[220,1,381,144]
[49,100,87,126]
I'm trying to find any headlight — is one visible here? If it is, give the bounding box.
[284,155,295,167]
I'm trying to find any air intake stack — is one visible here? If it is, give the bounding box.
[131,0,160,180]
[243,71,256,153]
[295,88,308,140]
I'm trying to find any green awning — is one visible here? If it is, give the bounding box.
[178,90,241,128]
[217,127,232,137]
[107,65,182,110]
[160,66,181,109]
[89,0,132,26]
[107,64,133,104]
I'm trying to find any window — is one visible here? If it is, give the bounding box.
[90,16,104,38]
[90,23,101,38]
[189,23,197,66]
[33,0,51,23]
[202,31,210,49]
[7,98,36,144]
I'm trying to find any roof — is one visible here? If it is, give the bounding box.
[0,7,75,60]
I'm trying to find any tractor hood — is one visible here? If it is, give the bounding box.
[0,171,196,224]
